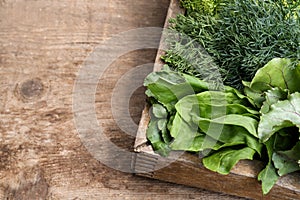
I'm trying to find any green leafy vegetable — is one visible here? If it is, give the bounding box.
[257,136,279,195]
[258,164,279,195]
[250,58,300,93]
[144,67,209,111]
[146,119,171,156]
[164,0,300,89]
[272,152,300,176]
[260,87,289,114]
[145,0,300,194]
[258,92,300,142]
[144,58,300,195]
[202,147,257,175]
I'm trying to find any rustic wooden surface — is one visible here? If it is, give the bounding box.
[0,0,248,199]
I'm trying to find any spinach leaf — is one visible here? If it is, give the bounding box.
[146,119,171,156]
[152,103,168,119]
[169,112,198,150]
[258,92,300,142]
[242,81,265,108]
[196,116,262,154]
[173,91,263,154]
[144,68,209,111]
[202,147,257,175]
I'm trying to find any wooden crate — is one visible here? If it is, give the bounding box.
[131,0,300,199]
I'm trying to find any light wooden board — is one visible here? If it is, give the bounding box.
[132,0,300,199]
[0,0,248,199]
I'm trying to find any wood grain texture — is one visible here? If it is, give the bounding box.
[133,0,300,199]
[0,0,245,199]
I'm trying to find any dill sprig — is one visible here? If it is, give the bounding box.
[163,0,300,90]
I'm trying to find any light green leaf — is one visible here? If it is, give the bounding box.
[250,58,300,93]
[152,104,168,119]
[197,114,259,138]
[258,92,300,142]
[169,113,198,150]
[186,133,222,152]
[202,147,256,175]
[158,119,172,143]
[175,91,258,121]
[257,163,279,195]
[196,115,262,154]
[144,69,209,111]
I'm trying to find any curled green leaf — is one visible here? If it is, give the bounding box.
[258,92,300,142]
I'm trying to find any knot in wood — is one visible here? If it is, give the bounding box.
[19,78,44,100]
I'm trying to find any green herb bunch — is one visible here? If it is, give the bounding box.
[163,0,300,90]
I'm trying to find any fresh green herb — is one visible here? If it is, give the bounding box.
[163,0,300,89]
[179,0,224,15]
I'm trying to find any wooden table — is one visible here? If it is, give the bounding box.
[0,1,246,199]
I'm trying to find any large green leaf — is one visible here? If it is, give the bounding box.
[196,116,262,154]
[175,91,258,122]
[197,114,259,138]
[172,91,262,153]
[202,147,256,175]
[169,113,198,150]
[144,68,209,111]
[250,58,300,93]
[258,92,300,142]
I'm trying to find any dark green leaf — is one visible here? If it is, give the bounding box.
[278,141,300,161]
[146,120,171,157]
[242,81,265,108]
[196,116,262,154]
